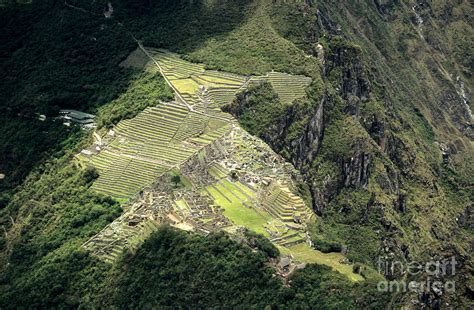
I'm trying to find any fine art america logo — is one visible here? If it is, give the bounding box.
[377,257,457,293]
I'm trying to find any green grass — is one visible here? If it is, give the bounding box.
[219,180,252,201]
[170,78,200,94]
[198,74,244,85]
[205,185,270,236]
[234,181,255,197]
[205,180,362,283]
[180,175,193,189]
[175,199,189,212]
[205,178,362,282]
[207,164,228,179]
[278,243,364,282]
[185,0,320,77]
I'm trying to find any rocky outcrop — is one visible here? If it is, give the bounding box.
[268,2,473,307]
[308,172,338,215]
[258,38,390,214]
[263,97,324,168]
[295,98,324,166]
[325,40,370,102]
[340,146,371,189]
[227,82,325,171]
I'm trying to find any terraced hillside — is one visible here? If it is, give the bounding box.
[148,48,312,109]
[261,182,312,225]
[76,102,231,199]
[79,49,362,281]
[75,48,312,202]
[250,72,312,104]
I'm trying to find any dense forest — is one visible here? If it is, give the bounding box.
[0,0,472,308]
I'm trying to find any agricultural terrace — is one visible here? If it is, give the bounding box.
[83,199,162,263]
[147,48,312,110]
[250,72,312,104]
[80,49,363,281]
[76,102,231,199]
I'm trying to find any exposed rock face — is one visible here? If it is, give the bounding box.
[325,42,370,102]
[308,172,338,215]
[340,147,371,189]
[227,3,472,305]
[225,83,325,211]
[265,97,324,168]
[296,98,324,165]
[278,98,325,169]
[227,80,325,173]
[275,99,326,214]
[256,38,388,214]
[312,40,380,208]
[230,1,472,307]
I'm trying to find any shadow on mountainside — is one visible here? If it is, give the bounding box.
[0,0,251,195]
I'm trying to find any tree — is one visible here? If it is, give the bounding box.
[171,175,181,186]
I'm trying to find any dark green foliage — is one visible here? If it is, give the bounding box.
[0,140,121,308]
[100,227,283,308]
[1,1,135,114]
[309,189,383,265]
[0,245,109,309]
[243,229,279,258]
[269,1,320,52]
[1,158,121,276]
[281,264,390,309]
[98,227,385,309]
[0,117,72,192]
[320,116,374,160]
[116,0,251,53]
[96,69,173,128]
[0,155,121,308]
[223,81,285,137]
[284,264,354,309]
[171,175,181,186]
[313,238,342,253]
[0,0,135,191]
[83,166,99,183]
[0,220,387,309]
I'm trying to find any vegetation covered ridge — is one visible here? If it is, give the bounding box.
[1,0,471,308]
[78,48,363,281]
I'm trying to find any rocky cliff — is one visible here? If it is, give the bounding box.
[0,0,471,307]
[228,1,473,307]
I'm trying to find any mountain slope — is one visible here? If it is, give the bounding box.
[0,0,472,308]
